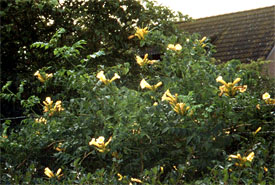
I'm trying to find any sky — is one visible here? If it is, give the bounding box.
[155,0,274,18]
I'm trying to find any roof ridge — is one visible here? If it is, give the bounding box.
[176,5,275,24]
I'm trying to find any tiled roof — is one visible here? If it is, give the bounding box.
[176,6,275,63]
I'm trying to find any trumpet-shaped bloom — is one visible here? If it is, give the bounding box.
[161,89,178,105]
[117,173,123,181]
[34,71,53,83]
[262,92,270,100]
[43,97,53,113]
[216,76,247,97]
[131,178,143,183]
[35,117,47,124]
[262,92,275,105]
[199,36,207,44]
[89,136,112,152]
[128,27,149,40]
[44,167,63,179]
[246,152,255,162]
[140,79,162,90]
[216,76,227,86]
[43,97,64,116]
[136,54,158,67]
[173,103,190,116]
[228,152,255,167]
[167,44,182,51]
[162,89,191,115]
[96,71,120,85]
[253,127,261,135]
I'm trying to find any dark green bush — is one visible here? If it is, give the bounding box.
[1,0,274,184]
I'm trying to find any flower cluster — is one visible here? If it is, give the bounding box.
[35,117,47,124]
[44,167,63,179]
[136,53,158,67]
[43,97,64,116]
[167,44,182,51]
[228,152,254,167]
[162,89,190,115]
[140,79,162,91]
[262,92,275,105]
[34,71,53,83]
[89,136,112,153]
[128,27,149,40]
[216,76,247,97]
[96,71,120,85]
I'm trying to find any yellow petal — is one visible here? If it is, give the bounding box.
[246,152,254,162]
[167,44,175,50]
[46,73,53,79]
[162,89,176,103]
[140,79,152,89]
[56,168,62,176]
[154,82,163,89]
[96,71,107,84]
[44,167,54,178]
[228,154,239,159]
[238,85,247,93]
[105,136,112,147]
[96,136,105,144]
[199,36,207,44]
[216,76,227,86]
[117,173,123,181]
[110,73,120,83]
[232,78,241,85]
[262,92,270,100]
[131,178,142,183]
[254,127,261,135]
[175,44,182,50]
[136,55,144,66]
[89,138,101,148]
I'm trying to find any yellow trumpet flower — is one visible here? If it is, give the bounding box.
[161,89,178,105]
[43,97,64,116]
[173,103,190,116]
[162,89,191,115]
[136,53,158,67]
[140,79,162,91]
[199,36,207,44]
[253,127,261,135]
[262,92,275,105]
[96,71,120,85]
[262,92,270,100]
[228,152,254,167]
[216,76,247,97]
[34,71,53,83]
[128,27,149,40]
[35,117,47,124]
[131,178,143,183]
[44,167,63,179]
[167,44,182,51]
[43,97,53,113]
[117,173,123,181]
[89,136,112,153]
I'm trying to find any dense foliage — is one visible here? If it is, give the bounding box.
[1,0,274,184]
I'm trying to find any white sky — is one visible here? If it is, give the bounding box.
[155,0,274,18]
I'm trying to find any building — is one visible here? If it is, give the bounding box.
[176,5,275,77]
